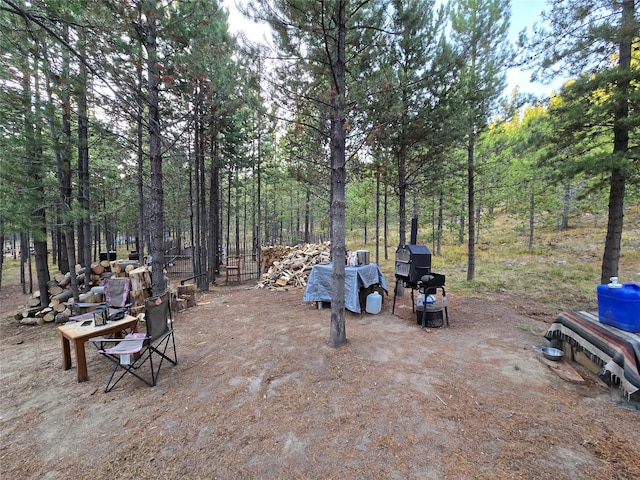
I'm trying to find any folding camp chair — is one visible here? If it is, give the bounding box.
[69,277,131,322]
[92,291,177,393]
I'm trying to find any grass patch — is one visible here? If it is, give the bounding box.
[518,323,543,335]
[349,206,639,312]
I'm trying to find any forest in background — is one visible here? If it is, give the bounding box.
[0,1,638,344]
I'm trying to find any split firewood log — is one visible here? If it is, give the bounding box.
[78,292,96,304]
[58,272,72,288]
[129,288,149,308]
[90,285,105,298]
[27,296,41,307]
[113,260,137,274]
[55,310,71,323]
[20,306,43,318]
[48,285,63,296]
[177,284,195,296]
[51,290,73,306]
[47,280,62,296]
[91,262,105,275]
[53,302,68,313]
[36,307,52,318]
[174,297,187,311]
[129,266,152,292]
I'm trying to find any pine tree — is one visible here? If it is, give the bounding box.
[369,0,457,246]
[523,0,639,284]
[247,0,386,347]
[450,0,511,281]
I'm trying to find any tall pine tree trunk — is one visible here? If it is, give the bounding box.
[142,4,166,296]
[329,0,348,348]
[384,183,389,260]
[50,36,80,303]
[58,36,72,275]
[193,104,202,283]
[375,165,380,264]
[528,185,535,250]
[234,169,240,254]
[601,0,632,284]
[397,146,407,246]
[25,58,51,305]
[196,95,208,289]
[207,127,220,286]
[561,183,570,230]
[77,31,91,274]
[466,135,475,281]
[136,28,146,261]
[436,190,443,256]
[304,188,310,243]
[211,139,221,277]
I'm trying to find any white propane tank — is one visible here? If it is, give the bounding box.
[366,291,382,314]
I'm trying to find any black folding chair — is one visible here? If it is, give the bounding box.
[92,291,177,393]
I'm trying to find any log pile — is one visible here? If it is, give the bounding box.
[16,259,199,324]
[257,242,330,289]
[260,245,293,273]
[128,266,153,316]
[15,259,142,325]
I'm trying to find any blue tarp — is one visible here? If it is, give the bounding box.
[302,263,387,313]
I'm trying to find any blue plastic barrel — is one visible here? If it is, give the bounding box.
[596,282,640,332]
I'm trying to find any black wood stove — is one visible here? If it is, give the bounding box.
[392,242,449,327]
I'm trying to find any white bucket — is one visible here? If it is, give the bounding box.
[366,291,382,314]
[417,294,435,306]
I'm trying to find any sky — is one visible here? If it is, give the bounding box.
[225,0,566,98]
[506,0,566,97]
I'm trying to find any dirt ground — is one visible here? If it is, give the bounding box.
[1,280,639,480]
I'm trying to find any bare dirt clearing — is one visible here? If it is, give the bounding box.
[1,282,638,479]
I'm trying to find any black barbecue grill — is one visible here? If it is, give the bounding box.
[392,243,449,327]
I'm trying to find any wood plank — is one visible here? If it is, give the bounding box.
[536,355,585,383]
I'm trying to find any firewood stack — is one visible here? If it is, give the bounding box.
[260,245,293,273]
[15,259,146,325]
[257,242,331,289]
[15,259,200,325]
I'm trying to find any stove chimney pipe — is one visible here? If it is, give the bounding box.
[410,217,418,245]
